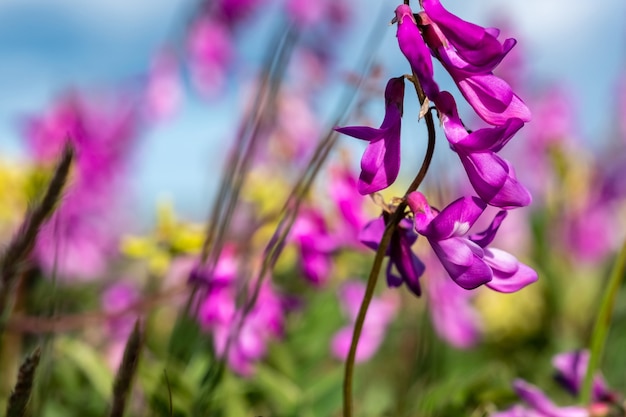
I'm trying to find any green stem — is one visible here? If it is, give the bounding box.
[580,240,626,405]
[342,102,436,416]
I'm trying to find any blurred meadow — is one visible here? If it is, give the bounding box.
[0,1,626,416]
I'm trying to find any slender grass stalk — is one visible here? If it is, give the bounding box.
[110,320,142,417]
[5,347,41,417]
[342,72,435,417]
[580,240,626,406]
[0,143,74,328]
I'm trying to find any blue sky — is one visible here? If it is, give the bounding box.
[1,0,624,225]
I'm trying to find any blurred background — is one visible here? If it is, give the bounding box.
[1,0,624,225]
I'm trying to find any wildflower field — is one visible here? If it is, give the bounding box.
[1,1,626,416]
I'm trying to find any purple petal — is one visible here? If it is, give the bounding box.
[390,232,424,296]
[431,238,492,289]
[552,351,613,402]
[359,216,386,252]
[406,191,438,234]
[513,379,588,417]
[357,117,402,194]
[425,196,486,240]
[394,4,439,100]
[459,151,532,208]
[483,248,538,293]
[470,210,508,248]
[334,125,385,142]
[458,118,525,152]
[455,72,531,126]
[422,0,516,70]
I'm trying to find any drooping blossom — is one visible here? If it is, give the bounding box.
[23,93,140,280]
[359,213,424,297]
[552,351,615,403]
[436,91,531,208]
[393,4,439,101]
[424,259,482,348]
[417,3,530,126]
[335,76,405,194]
[407,191,537,291]
[491,379,589,417]
[187,17,233,98]
[331,280,398,362]
[195,251,284,376]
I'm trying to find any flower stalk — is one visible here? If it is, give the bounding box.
[343,72,436,417]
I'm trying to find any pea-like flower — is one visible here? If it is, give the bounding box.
[436,91,532,209]
[393,4,439,101]
[418,0,531,126]
[359,213,424,297]
[335,77,405,194]
[407,191,537,291]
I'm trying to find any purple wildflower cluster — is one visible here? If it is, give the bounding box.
[336,0,537,296]
[195,246,285,376]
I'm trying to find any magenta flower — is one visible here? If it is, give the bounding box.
[553,351,614,403]
[145,48,181,120]
[393,4,439,101]
[424,260,482,348]
[23,93,140,280]
[491,379,589,417]
[335,77,405,194]
[437,91,531,208]
[195,253,284,376]
[290,208,338,286]
[418,8,530,126]
[187,16,233,97]
[421,0,516,71]
[331,280,398,363]
[407,191,537,291]
[359,214,424,296]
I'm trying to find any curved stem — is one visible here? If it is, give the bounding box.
[580,240,626,405]
[342,102,436,416]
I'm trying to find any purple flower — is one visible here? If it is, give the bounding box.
[290,208,338,286]
[419,9,530,126]
[23,93,140,280]
[195,252,284,376]
[491,379,589,417]
[145,48,181,120]
[393,4,439,101]
[187,16,233,97]
[436,91,532,208]
[359,214,424,296]
[553,351,614,403]
[421,0,516,71]
[407,191,537,291]
[331,280,398,362]
[335,77,405,194]
[424,260,482,348]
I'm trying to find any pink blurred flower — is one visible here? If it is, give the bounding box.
[187,17,233,97]
[23,93,140,280]
[145,48,181,120]
[331,280,398,363]
[195,251,284,376]
[425,261,482,349]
